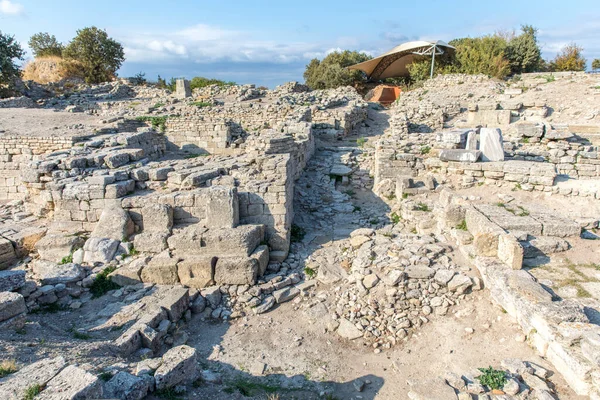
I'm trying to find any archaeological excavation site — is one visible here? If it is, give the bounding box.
[1,54,600,399]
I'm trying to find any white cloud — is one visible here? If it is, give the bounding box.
[118,24,358,66]
[0,0,24,15]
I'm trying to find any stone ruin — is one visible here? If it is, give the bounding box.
[0,71,599,399]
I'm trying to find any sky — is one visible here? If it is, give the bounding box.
[1,0,599,87]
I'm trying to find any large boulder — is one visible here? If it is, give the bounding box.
[103,371,149,400]
[34,233,85,264]
[83,237,120,264]
[91,205,134,242]
[0,292,26,323]
[154,345,197,390]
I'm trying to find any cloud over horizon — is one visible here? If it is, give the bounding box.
[0,0,24,15]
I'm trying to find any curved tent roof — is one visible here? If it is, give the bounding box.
[348,40,455,80]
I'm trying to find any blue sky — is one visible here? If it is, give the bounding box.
[1,0,598,87]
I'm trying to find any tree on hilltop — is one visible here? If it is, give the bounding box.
[551,43,587,72]
[592,59,600,71]
[28,32,64,58]
[63,27,125,84]
[505,25,542,74]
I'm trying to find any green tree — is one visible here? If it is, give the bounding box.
[28,32,63,58]
[591,59,600,71]
[449,36,510,78]
[505,25,542,74]
[552,43,587,71]
[189,76,235,90]
[63,27,125,84]
[0,31,25,97]
[303,50,372,90]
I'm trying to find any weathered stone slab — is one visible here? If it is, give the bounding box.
[177,257,214,288]
[133,232,169,253]
[0,356,67,400]
[498,234,523,270]
[157,286,190,322]
[337,318,363,340]
[439,149,481,163]
[104,371,149,400]
[214,257,258,285]
[91,205,134,241]
[0,292,26,323]
[530,212,581,238]
[141,203,173,233]
[480,128,505,162]
[32,260,85,285]
[109,257,148,286]
[83,237,120,264]
[36,365,102,400]
[205,186,239,229]
[35,233,84,264]
[140,252,179,285]
[154,345,197,390]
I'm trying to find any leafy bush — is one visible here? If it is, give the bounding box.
[0,31,25,97]
[304,50,372,90]
[551,43,587,72]
[477,366,507,390]
[63,26,125,84]
[189,76,235,90]
[290,224,306,243]
[29,32,63,57]
[136,115,170,132]
[593,59,600,71]
[450,36,510,78]
[90,266,120,298]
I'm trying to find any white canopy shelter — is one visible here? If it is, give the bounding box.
[348,40,455,80]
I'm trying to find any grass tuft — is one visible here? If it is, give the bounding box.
[0,360,18,378]
[90,266,120,298]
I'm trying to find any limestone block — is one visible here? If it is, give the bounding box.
[0,292,26,323]
[156,286,189,322]
[133,232,169,253]
[32,260,85,285]
[36,365,102,400]
[214,257,259,285]
[250,245,269,277]
[104,371,149,400]
[105,180,135,198]
[83,237,120,264]
[480,128,505,162]
[0,356,67,400]
[91,205,134,241]
[439,149,481,163]
[465,207,505,257]
[154,345,197,390]
[205,186,239,229]
[498,234,523,270]
[109,257,148,286]
[140,252,179,285]
[141,203,173,233]
[177,257,214,288]
[35,233,85,263]
[336,318,363,340]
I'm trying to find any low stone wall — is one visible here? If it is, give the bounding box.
[0,135,81,200]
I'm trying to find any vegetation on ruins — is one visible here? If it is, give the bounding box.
[63,27,125,84]
[304,50,372,90]
[550,43,587,72]
[28,32,64,58]
[0,30,25,97]
[90,265,120,298]
[477,366,507,390]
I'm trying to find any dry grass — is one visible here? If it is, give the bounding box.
[0,359,18,377]
[22,56,85,84]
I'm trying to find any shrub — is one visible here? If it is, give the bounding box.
[90,266,120,298]
[449,36,510,78]
[131,72,146,86]
[290,224,306,243]
[23,384,42,400]
[303,50,372,90]
[593,59,600,71]
[477,366,507,390]
[505,25,542,74]
[0,359,18,378]
[0,30,25,97]
[63,26,125,84]
[189,76,235,90]
[28,32,63,58]
[551,43,586,72]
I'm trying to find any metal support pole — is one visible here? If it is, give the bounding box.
[430,46,436,79]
